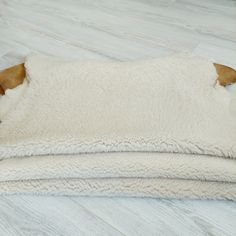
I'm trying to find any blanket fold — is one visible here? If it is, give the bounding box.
[0,54,236,199]
[0,153,236,200]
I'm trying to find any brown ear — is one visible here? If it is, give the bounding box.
[0,86,4,95]
[0,64,26,93]
[214,63,236,86]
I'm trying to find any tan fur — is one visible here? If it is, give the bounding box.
[0,86,4,95]
[0,64,25,95]
[0,62,235,97]
[214,63,236,86]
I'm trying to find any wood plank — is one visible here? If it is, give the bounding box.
[0,0,236,235]
[0,196,123,236]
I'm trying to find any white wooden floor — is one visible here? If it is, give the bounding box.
[0,0,236,235]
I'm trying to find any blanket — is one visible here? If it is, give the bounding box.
[0,54,236,199]
[0,152,235,200]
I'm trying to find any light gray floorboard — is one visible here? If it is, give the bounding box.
[0,0,236,235]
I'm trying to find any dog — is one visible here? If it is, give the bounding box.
[0,64,26,95]
[213,63,236,86]
[0,62,236,95]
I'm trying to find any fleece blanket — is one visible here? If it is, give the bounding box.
[0,54,236,200]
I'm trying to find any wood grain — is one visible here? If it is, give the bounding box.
[0,0,236,235]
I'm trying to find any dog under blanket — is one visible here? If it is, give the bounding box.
[0,54,236,200]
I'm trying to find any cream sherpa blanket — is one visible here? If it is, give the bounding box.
[0,55,236,200]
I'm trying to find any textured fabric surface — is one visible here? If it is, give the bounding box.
[0,54,235,199]
[0,79,28,120]
[0,152,236,200]
[0,55,236,159]
[2,178,236,200]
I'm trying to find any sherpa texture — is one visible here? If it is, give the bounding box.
[0,54,236,199]
[0,55,236,159]
[0,152,236,200]
[0,79,28,120]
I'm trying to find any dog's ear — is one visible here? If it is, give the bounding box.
[0,86,4,95]
[0,64,26,93]
[214,63,236,86]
